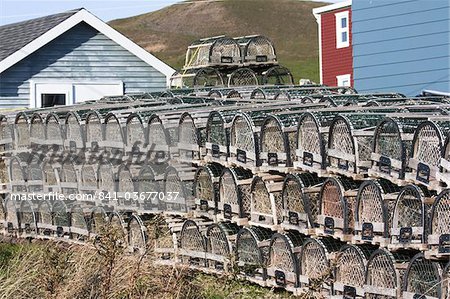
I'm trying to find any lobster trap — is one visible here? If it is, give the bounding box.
[204,111,234,164]
[427,188,450,259]
[53,200,71,238]
[266,231,306,292]
[227,68,259,87]
[438,130,450,187]
[102,112,126,161]
[205,222,239,273]
[369,116,424,185]
[89,206,108,238]
[36,200,53,238]
[116,164,139,212]
[29,113,45,150]
[152,215,182,265]
[97,161,116,208]
[363,248,412,299]
[184,36,241,70]
[127,214,150,254]
[170,67,224,89]
[217,167,253,224]
[280,173,324,234]
[0,115,13,154]
[235,226,272,285]
[3,197,19,236]
[193,163,223,219]
[327,113,386,180]
[79,162,98,199]
[406,120,450,191]
[259,114,299,172]
[14,112,30,152]
[249,173,285,230]
[163,166,194,215]
[177,112,205,163]
[354,179,401,246]
[147,114,171,163]
[390,184,436,251]
[69,204,89,242]
[136,164,164,213]
[402,253,444,299]
[59,160,79,197]
[260,65,294,86]
[179,219,208,269]
[45,113,64,153]
[109,211,128,247]
[317,177,360,242]
[64,111,85,153]
[125,113,146,158]
[235,35,277,66]
[333,244,377,299]
[299,237,343,296]
[85,111,104,157]
[17,200,37,238]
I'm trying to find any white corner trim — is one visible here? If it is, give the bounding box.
[0,9,176,86]
[312,12,323,84]
[312,0,352,15]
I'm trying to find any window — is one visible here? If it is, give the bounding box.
[335,11,349,48]
[41,94,66,107]
[336,74,351,87]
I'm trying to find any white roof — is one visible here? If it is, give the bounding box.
[312,0,352,16]
[0,9,176,85]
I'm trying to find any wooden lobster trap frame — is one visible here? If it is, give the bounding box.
[153,215,182,266]
[35,200,53,238]
[147,114,171,164]
[443,262,450,299]
[259,112,301,172]
[115,164,139,212]
[369,116,425,185]
[17,199,37,238]
[299,237,343,296]
[176,112,206,163]
[183,36,241,70]
[217,167,253,224]
[266,231,306,293]
[250,87,281,100]
[235,35,277,66]
[327,113,386,180]
[89,206,108,239]
[102,112,126,162]
[390,184,436,251]
[227,68,259,87]
[281,173,324,235]
[353,179,401,246]
[42,158,60,193]
[427,188,450,259]
[249,173,285,230]
[79,162,98,201]
[363,248,412,299]
[14,112,30,152]
[125,113,146,159]
[406,120,450,191]
[8,154,28,205]
[85,110,104,159]
[235,226,272,286]
[274,90,315,102]
[163,166,195,216]
[0,115,13,155]
[45,113,64,153]
[205,222,239,273]
[179,219,208,269]
[295,111,339,175]
[127,214,151,254]
[318,94,373,107]
[204,111,234,164]
[96,161,116,209]
[3,196,19,236]
[136,164,165,214]
[333,244,377,299]
[317,177,360,242]
[64,111,85,153]
[193,163,223,219]
[260,65,294,86]
[109,211,128,247]
[69,203,90,242]
[438,129,450,187]
[402,253,444,299]
[52,200,71,239]
[170,67,224,89]
[30,113,46,151]
[59,160,79,198]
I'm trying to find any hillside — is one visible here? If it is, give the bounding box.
[109,0,329,83]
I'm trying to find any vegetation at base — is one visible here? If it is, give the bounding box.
[109,0,327,83]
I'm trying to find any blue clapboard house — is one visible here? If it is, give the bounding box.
[0,8,175,109]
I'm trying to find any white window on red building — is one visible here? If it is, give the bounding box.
[336,74,351,86]
[335,11,349,48]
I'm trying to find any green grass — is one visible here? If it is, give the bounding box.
[278,57,320,84]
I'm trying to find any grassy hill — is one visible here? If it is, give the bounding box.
[109,0,329,83]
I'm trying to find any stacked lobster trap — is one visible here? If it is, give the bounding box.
[0,84,450,298]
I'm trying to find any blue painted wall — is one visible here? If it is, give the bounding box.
[0,22,167,108]
[352,0,450,95]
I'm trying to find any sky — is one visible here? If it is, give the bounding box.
[0,0,345,26]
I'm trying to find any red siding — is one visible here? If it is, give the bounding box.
[320,7,353,86]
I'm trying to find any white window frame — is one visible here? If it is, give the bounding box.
[335,11,349,49]
[336,74,351,87]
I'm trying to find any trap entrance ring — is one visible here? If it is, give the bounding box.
[235,226,272,285]
[280,173,324,234]
[427,188,450,258]
[317,177,360,241]
[333,244,376,298]
[261,65,294,86]
[193,163,223,218]
[363,248,412,299]
[179,219,207,268]
[217,167,253,225]
[266,231,306,291]
[354,180,400,246]
[390,184,433,251]
[402,253,443,299]
[205,222,239,272]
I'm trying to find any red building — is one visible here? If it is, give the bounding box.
[313,1,353,87]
